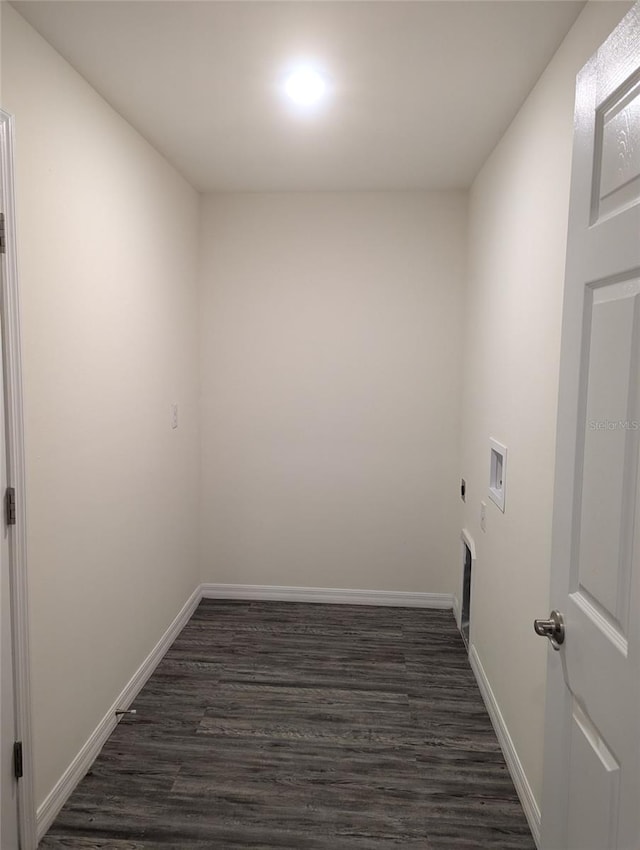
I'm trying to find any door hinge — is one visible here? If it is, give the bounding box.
[0,212,5,254]
[13,742,23,780]
[5,487,16,526]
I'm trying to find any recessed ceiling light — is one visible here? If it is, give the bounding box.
[284,67,328,107]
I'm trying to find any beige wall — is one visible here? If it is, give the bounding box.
[1,5,201,808]
[460,0,633,811]
[199,192,466,594]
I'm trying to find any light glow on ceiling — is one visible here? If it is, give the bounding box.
[283,66,328,107]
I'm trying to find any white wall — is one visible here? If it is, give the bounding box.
[199,192,466,594]
[460,0,633,813]
[1,5,201,808]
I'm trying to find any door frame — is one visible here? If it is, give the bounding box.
[0,108,36,850]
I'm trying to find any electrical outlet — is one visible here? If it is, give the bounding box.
[480,501,487,532]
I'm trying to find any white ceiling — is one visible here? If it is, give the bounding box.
[13,1,587,192]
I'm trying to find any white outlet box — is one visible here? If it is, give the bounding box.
[488,438,507,512]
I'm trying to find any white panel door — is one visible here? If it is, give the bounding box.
[540,5,640,850]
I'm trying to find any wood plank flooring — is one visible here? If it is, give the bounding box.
[40,600,536,849]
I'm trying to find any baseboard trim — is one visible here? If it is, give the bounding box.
[201,583,455,609]
[36,585,202,841]
[468,644,541,849]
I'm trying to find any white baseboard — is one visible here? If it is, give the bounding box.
[201,583,455,609]
[468,645,541,848]
[36,585,202,841]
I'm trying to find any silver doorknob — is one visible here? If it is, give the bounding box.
[534,610,565,650]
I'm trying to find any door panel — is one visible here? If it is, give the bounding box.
[566,703,620,850]
[577,279,639,638]
[596,76,640,220]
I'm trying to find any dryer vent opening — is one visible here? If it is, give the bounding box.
[461,542,472,650]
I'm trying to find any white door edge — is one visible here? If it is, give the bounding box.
[0,108,37,850]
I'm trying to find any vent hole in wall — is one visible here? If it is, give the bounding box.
[461,542,472,650]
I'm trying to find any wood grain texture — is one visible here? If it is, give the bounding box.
[39,601,535,849]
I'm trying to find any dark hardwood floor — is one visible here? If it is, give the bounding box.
[40,600,536,849]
